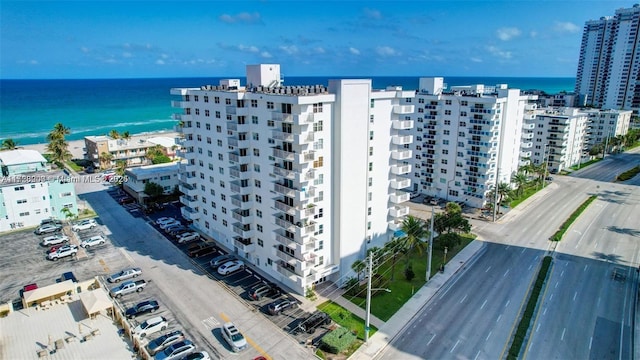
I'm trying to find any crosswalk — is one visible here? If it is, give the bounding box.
[201,316,220,330]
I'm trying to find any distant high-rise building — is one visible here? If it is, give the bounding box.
[575,4,640,110]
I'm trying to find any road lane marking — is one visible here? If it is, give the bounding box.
[220,312,271,359]
[543,307,547,315]
[560,270,565,277]
[550,293,554,301]
[561,328,566,341]
[504,299,510,308]
[485,266,492,273]
[503,269,510,277]
[427,334,436,346]
[460,294,468,303]
[597,296,601,307]
[536,323,541,332]
[573,291,577,301]
[98,258,110,272]
[474,350,481,360]
[480,299,487,309]
[594,242,598,248]
[555,281,559,288]
[450,339,460,353]
[496,314,502,322]
[521,247,526,254]
[584,264,588,271]
[589,336,593,350]
[528,264,533,270]
[486,331,492,341]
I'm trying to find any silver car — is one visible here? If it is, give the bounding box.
[107,267,142,283]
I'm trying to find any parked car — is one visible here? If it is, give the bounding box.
[47,244,64,254]
[166,225,187,235]
[221,322,247,352]
[154,340,195,360]
[132,316,168,338]
[217,260,245,275]
[110,280,147,298]
[209,254,235,269]
[72,219,97,232]
[298,311,331,334]
[147,330,185,355]
[56,271,78,283]
[159,220,181,230]
[35,224,62,235]
[80,235,106,248]
[176,232,200,244]
[410,192,420,199]
[125,300,160,319]
[107,267,142,283]
[187,242,216,258]
[156,217,175,225]
[40,218,63,227]
[119,197,136,205]
[181,351,210,360]
[267,298,297,315]
[47,244,78,261]
[41,234,69,246]
[249,284,281,301]
[23,283,38,293]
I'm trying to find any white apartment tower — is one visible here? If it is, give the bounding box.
[410,78,529,209]
[170,65,414,294]
[575,4,640,110]
[582,109,633,148]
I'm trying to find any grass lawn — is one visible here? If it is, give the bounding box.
[509,183,541,208]
[66,160,83,172]
[317,301,376,340]
[344,234,475,321]
[570,158,602,170]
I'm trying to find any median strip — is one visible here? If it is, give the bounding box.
[549,195,597,242]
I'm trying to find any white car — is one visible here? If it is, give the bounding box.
[80,235,106,248]
[41,235,69,246]
[176,232,200,244]
[107,267,142,283]
[48,244,78,260]
[72,219,97,232]
[154,340,195,360]
[221,322,247,352]
[159,220,180,230]
[156,217,175,225]
[217,260,245,276]
[132,316,168,338]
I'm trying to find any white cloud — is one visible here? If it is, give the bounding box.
[314,47,325,54]
[470,57,482,63]
[279,45,299,55]
[219,12,262,24]
[122,52,132,58]
[29,59,39,65]
[155,59,165,65]
[238,44,259,53]
[160,53,169,59]
[363,8,382,19]
[349,47,360,55]
[80,47,90,53]
[261,51,272,58]
[376,46,398,57]
[554,21,580,33]
[487,45,512,60]
[530,31,538,38]
[496,27,521,41]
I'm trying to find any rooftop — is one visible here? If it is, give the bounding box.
[0,149,47,166]
[125,162,180,178]
[0,170,70,187]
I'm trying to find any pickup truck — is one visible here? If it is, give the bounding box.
[109,279,147,298]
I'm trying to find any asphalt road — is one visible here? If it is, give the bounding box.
[570,148,640,183]
[524,179,640,359]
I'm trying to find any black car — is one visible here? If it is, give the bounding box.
[250,284,281,301]
[125,300,160,318]
[187,242,216,258]
[168,226,188,236]
[298,311,331,334]
[267,298,296,315]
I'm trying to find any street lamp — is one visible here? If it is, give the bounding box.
[364,255,391,343]
[538,143,548,191]
[426,206,435,281]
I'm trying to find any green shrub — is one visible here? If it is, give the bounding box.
[320,327,357,354]
[616,166,640,181]
[550,195,597,241]
[404,265,415,281]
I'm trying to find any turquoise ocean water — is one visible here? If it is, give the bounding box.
[0,76,575,145]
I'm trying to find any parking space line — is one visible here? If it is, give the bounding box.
[98,258,110,272]
[220,312,272,360]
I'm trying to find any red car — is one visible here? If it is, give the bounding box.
[48,244,64,253]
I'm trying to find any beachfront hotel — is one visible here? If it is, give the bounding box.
[0,150,78,232]
[170,64,414,294]
[408,77,531,209]
[575,4,640,111]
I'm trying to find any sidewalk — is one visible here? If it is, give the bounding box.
[344,239,486,360]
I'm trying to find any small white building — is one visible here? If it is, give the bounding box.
[122,162,180,203]
[0,149,48,176]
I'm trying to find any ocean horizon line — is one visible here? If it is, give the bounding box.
[0,75,577,81]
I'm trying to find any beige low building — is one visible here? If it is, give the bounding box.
[123,162,181,203]
[84,132,181,169]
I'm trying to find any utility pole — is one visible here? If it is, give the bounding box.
[364,253,373,343]
[492,167,500,222]
[426,206,435,281]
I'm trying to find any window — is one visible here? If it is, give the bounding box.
[444,130,450,135]
[368,207,372,215]
[217,139,223,147]
[368,162,373,171]
[254,179,261,188]
[251,99,258,108]
[195,109,200,116]
[369,147,373,156]
[254,164,260,172]
[252,115,258,124]
[313,121,323,132]
[17,199,27,204]
[258,239,264,247]
[445,100,452,105]
[256,210,262,218]
[222,220,227,226]
[220,181,225,188]
[370,99,375,108]
[368,177,373,186]
[214,96,220,103]
[445,110,451,115]
[225,98,231,105]
[370,115,374,123]
[215,111,221,118]
[369,131,374,140]
[267,101,274,109]
[313,156,324,168]
[267,120,274,127]
[313,103,323,113]
[253,133,259,141]
[216,125,222,133]
[255,195,262,203]
[444,120,451,126]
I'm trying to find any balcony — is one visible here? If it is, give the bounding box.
[234,237,255,253]
[231,195,253,209]
[273,148,295,161]
[392,120,414,130]
[181,206,201,221]
[521,142,533,149]
[393,105,415,114]
[272,112,294,123]
[272,164,297,180]
[392,135,414,145]
[178,183,197,197]
[180,195,198,208]
[391,149,412,160]
[272,130,294,142]
[520,151,532,158]
[274,183,297,197]
[388,220,403,232]
[522,132,534,139]
[297,132,315,143]
[274,232,298,247]
[274,247,300,265]
[276,261,301,278]
[274,199,296,215]
[227,122,238,132]
[232,223,253,238]
[179,163,197,173]
[298,151,316,163]
[171,100,190,108]
[231,209,252,223]
[390,177,411,190]
[390,191,410,204]
[390,205,410,218]
[230,182,251,195]
[523,123,536,130]
[391,164,412,175]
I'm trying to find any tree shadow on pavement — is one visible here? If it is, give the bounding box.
[591,252,625,264]
[605,225,640,237]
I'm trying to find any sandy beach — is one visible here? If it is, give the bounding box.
[22,139,87,159]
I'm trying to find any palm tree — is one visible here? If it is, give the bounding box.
[399,215,429,264]
[519,157,534,176]
[47,123,70,141]
[109,129,120,139]
[351,259,366,282]
[496,182,512,206]
[511,172,528,196]
[46,123,72,164]
[122,131,131,143]
[100,151,114,169]
[115,160,127,176]
[383,237,406,281]
[1,138,18,150]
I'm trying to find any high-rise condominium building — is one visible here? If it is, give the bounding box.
[170,65,414,294]
[582,109,632,148]
[575,4,640,110]
[409,78,530,209]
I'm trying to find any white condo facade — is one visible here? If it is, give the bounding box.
[582,109,632,148]
[575,4,640,110]
[409,77,529,209]
[170,65,414,294]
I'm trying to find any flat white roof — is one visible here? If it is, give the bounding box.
[147,136,177,148]
[0,149,47,166]
[126,162,180,177]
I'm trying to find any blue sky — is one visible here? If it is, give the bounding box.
[0,0,636,79]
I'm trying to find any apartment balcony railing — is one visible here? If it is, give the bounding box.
[393,105,415,114]
[390,205,410,218]
[272,164,297,180]
[231,209,252,223]
[272,130,294,142]
[388,220,403,232]
[230,182,251,195]
[276,261,302,278]
[523,123,536,130]
[389,191,410,204]
[390,177,411,190]
[272,112,294,123]
[230,195,253,209]
[390,164,412,175]
[232,223,253,238]
[181,206,201,221]
[171,100,190,108]
[178,183,198,197]
[520,151,532,158]
[274,183,297,197]
[392,120,414,130]
[522,133,534,139]
[274,199,296,216]
[233,237,255,253]
[391,149,412,160]
[180,195,198,208]
[521,142,533,149]
[392,135,413,145]
[273,148,296,161]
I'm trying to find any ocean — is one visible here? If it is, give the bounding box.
[0,76,575,145]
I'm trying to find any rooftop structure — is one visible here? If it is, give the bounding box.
[0,149,48,176]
